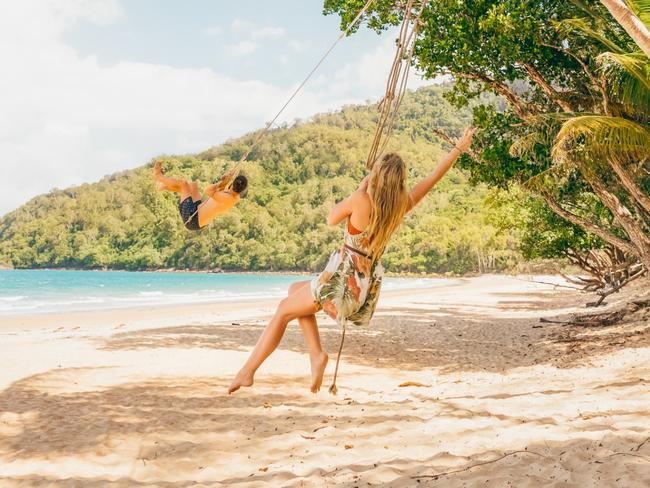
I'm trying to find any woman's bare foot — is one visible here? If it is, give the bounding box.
[310,352,328,393]
[228,369,254,394]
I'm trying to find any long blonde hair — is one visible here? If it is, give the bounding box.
[365,153,410,259]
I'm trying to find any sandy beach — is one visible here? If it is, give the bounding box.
[0,274,648,487]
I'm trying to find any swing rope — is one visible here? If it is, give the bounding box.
[328,0,425,394]
[182,0,378,227]
[328,318,347,395]
[365,0,425,169]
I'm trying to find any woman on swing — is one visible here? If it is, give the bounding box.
[228,127,475,394]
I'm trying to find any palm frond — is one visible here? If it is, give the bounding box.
[555,18,626,53]
[510,132,544,159]
[599,51,650,114]
[552,115,650,165]
[626,0,650,30]
[511,113,583,161]
[522,164,575,193]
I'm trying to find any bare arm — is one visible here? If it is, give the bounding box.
[327,192,357,226]
[205,169,237,198]
[326,175,370,226]
[408,127,475,211]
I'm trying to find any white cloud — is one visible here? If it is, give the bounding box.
[231,18,286,40]
[288,39,311,53]
[224,40,259,56]
[0,2,436,215]
[202,25,223,36]
[223,19,286,58]
[231,18,253,32]
[252,26,286,40]
[315,36,432,102]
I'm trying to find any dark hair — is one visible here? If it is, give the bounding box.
[231,174,248,194]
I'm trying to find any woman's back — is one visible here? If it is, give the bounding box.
[346,189,372,233]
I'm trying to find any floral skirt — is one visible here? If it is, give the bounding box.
[311,247,383,327]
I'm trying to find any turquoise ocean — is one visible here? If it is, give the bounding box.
[0,270,451,316]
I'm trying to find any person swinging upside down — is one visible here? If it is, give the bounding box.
[228,127,476,394]
[153,161,247,230]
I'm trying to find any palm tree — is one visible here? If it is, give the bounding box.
[512,3,650,272]
[600,0,650,57]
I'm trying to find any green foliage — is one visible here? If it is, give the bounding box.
[0,85,522,274]
[325,0,650,266]
[487,187,605,260]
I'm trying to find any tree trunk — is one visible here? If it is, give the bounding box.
[600,0,650,58]
[584,172,650,270]
[608,158,650,214]
[541,193,637,255]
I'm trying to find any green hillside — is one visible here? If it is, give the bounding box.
[0,85,522,273]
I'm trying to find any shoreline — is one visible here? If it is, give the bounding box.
[0,274,570,325]
[0,277,472,330]
[0,266,562,278]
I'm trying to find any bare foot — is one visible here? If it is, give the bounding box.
[310,352,329,393]
[228,369,254,394]
[153,160,163,177]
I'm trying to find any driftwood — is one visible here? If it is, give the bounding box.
[542,297,650,327]
[586,266,647,307]
[564,247,641,298]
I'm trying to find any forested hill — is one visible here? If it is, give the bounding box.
[0,85,521,273]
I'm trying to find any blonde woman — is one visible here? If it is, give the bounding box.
[228,128,476,394]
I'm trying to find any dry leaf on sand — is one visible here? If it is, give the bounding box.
[398,381,430,388]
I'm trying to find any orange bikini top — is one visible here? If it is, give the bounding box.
[347,219,364,235]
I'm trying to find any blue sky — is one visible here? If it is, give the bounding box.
[65,1,383,89]
[1,0,428,215]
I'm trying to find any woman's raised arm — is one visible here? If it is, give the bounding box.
[407,127,475,211]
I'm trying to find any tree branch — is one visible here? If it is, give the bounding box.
[538,41,612,115]
[541,193,637,255]
[430,128,480,161]
[455,72,536,118]
[608,159,650,214]
[521,62,574,112]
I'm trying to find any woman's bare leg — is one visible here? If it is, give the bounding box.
[228,282,320,394]
[289,282,329,393]
[300,313,328,392]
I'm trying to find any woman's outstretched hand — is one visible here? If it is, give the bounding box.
[454,127,476,153]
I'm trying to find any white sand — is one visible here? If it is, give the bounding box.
[0,275,648,487]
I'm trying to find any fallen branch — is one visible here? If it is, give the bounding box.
[539,317,571,324]
[518,277,583,290]
[633,436,650,452]
[607,452,650,462]
[412,450,547,480]
[568,298,650,327]
[587,267,647,307]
